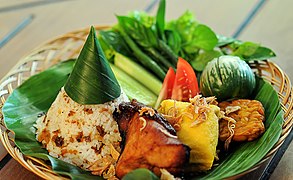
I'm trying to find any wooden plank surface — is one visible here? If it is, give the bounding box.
[0,0,152,78]
[239,0,293,81]
[0,158,41,180]
[0,0,292,179]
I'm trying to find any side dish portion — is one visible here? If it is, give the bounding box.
[35,88,128,178]
[219,99,265,142]
[158,96,221,171]
[114,99,189,178]
[35,27,130,179]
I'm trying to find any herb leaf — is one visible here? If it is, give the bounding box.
[156,0,166,41]
[232,41,276,61]
[185,24,218,51]
[191,50,222,71]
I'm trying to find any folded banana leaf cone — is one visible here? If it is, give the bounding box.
[65,26,121,104]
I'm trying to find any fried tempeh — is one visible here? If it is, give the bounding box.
[219,99,265,142]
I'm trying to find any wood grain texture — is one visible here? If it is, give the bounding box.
[239,0,293,81]
[0,159,41,180]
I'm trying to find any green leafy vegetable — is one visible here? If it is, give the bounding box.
[99,30,133,59]
[99,0,276,74]
[129,11,155,28]
[216,36,276,61]
[115,23,166,80]
[166,11,218,62]
[166,11,198,43]
[65,26,121,104]
[165,29,181,54]
[191,50,222,71]
[216,34,236,47]
[156,0,166,41]
[231,41,276,61]
[116,15,175,69]
[117,16,158,48]
[190,24,218,51]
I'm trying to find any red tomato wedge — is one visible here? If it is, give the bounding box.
[171,57,200,102]
[154,67,176,108]
[155,57,200,108]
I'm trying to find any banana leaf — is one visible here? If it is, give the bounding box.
[3,58,283,179]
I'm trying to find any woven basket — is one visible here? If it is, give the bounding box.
[0,26,292,179]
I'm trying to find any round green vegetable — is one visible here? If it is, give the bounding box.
[200,55,256,101]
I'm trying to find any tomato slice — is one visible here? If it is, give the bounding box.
[171,57,200,101]
[154,67,175,108]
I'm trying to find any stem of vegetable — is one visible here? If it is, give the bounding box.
[118,27,166,80]
[114,52,162,95]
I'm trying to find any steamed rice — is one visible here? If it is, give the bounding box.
[35,87,128,178]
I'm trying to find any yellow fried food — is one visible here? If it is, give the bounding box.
[219,99,265,142]
[158,96,221,171]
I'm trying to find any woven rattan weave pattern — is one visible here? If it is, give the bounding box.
[0,26,292,179]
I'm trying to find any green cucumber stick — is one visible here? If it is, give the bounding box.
[114,52,162,95]
[110,64,157,107]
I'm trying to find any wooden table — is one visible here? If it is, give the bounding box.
[0,0,292,179]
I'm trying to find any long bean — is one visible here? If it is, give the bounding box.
[146,47,174,69]
[159,40,178,65]
[119,27,166,80]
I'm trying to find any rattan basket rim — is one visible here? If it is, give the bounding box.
[0,26,292,180]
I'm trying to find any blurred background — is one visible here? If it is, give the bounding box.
[0,0,292,179]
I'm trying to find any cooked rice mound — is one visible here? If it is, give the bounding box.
[35,87,128,178]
